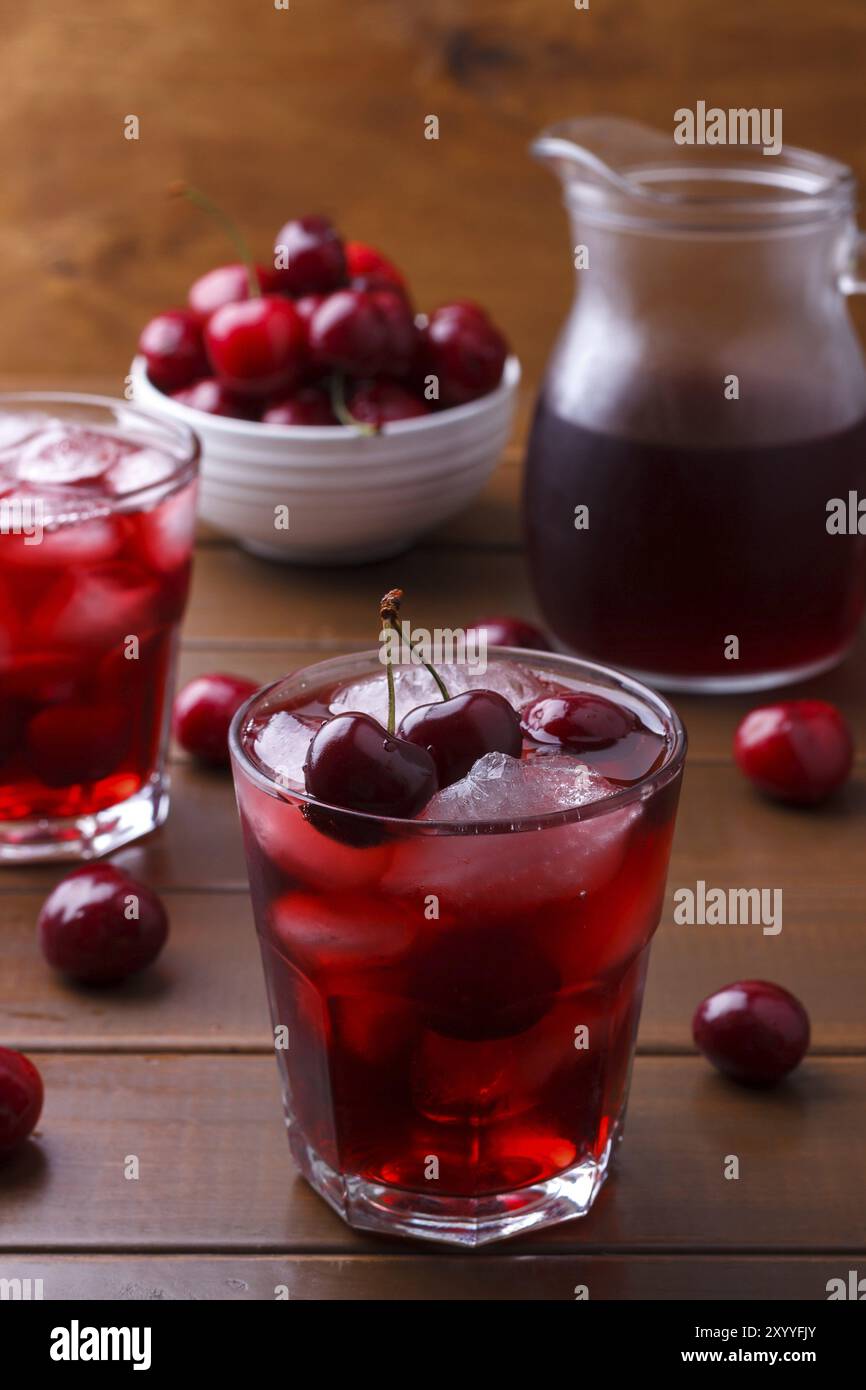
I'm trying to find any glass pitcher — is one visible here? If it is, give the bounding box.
[524,117,866,691]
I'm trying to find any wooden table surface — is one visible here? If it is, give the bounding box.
[1,390,864,1301]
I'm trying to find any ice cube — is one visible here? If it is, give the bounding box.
[0,412,49,456]
[236,775,394,892]
[423,751,610,823]
[33,563,161,648]
[383,755,638,913]
[269,889,418,979]
[253,711,319,788]
[107,447,176,497]
[133,481,196,575]
[330,657,547,726]
[17,425,134,486]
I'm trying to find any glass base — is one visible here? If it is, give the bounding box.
[0,772,170,864]
[289,1125,617,1248]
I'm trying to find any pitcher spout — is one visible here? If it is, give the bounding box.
[531,116,676,202]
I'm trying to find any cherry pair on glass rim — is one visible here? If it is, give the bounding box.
[302,592,628,822]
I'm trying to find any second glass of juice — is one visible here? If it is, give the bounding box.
[0,393,199,861]
[231,647,686,1246]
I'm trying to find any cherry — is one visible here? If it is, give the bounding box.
[0,1049,43,1155]
[421,301,508,405]
[174,672,258,765]
[272,215,347,295]
[171,377,256,418]
[187,263,279,321]
[304,711,437,818]
[522,692,640,753]
[345,241,407,293]
[37,864,169,985]
[399,689,522,787]
[308,290,389,376]
[467,616,550,651]
[138,310,208,394]
[346,380,429,428]
[204,296,306,398]
[693,980,810,1085]
[263,387,337,426]
[368,291,418,376]
[733,700,854,805]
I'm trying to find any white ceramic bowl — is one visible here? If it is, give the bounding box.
[130,356,520,564]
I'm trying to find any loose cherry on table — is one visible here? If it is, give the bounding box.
[421,301,509,406]
[272,215,347,296]
[522,691,640,754]
[138,310,208,394]
[173,673,259,765]
[733,699,854,805]
[467,616,550,651]
[399,689,522,788]
[0,1048,43,1156]
[37,864,169,985]
[692,980,810,1085]
[204,296,306,398]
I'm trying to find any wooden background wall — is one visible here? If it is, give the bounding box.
[1,0,865,392]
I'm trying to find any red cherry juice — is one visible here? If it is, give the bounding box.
[0,413,197,821]
[233,655,684,1201]
[525,394,866,683]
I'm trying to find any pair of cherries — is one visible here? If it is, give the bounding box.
[302,598,631,819]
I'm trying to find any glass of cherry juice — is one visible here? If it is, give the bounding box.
[230,646,686,1245]
[0,393,199,861]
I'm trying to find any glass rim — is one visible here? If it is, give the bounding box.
[0,390,201,507]
[228,646,688,836]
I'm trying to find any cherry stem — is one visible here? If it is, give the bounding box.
[379,589,449,712]
[329,373,377,437]
[169,182,260,300]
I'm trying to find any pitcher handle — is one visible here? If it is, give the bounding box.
[839,228,866,295]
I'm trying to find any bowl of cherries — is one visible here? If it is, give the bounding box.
[132,198,518,564]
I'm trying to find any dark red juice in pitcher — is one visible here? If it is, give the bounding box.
[525,389,866,685]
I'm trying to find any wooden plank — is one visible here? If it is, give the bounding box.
[183,546,540,645]
[0,1055,863,1253]
[0,1253,853,1301]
